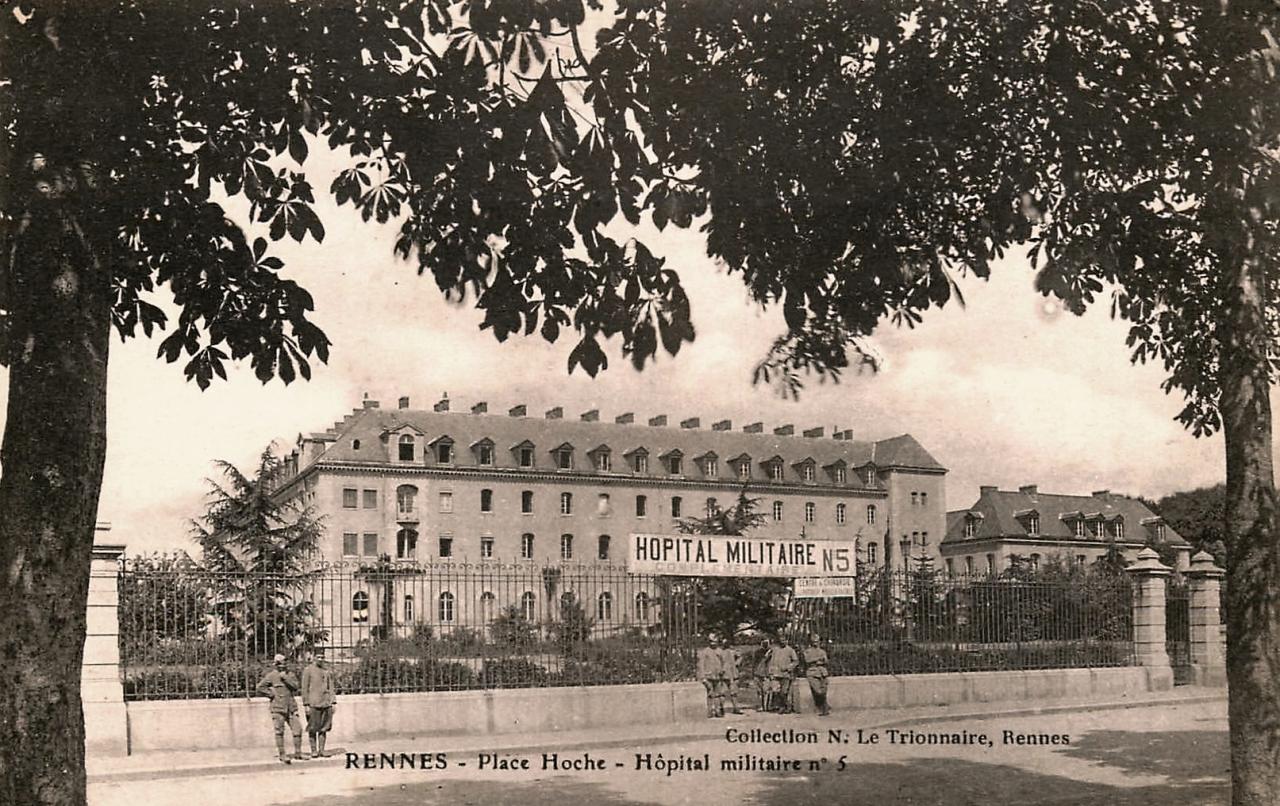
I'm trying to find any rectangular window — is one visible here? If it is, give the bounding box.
[438,537,453,558]
[436,443,452,464]
[668,457,682,475]
[1029,515,1040,535]
[439,492,453,513]
[921,492,928,507]
[965,556,974,575]
[921,531,929,546]
[770,463,784,481]
[738,462,751,480]
[986,553,996,574]
[480,536,494,558]
[635,454,648,473]
[520,447,534,467]
[1074,520,1086,538]
[560,492,573,515]
[362,533,378,556]
[597,453,611,472]
[803,464,815,482]
[772,501,783,522]
[560,534,573,560]
[478,445,494,465]
[521,533,534,560]
[705,458,718,477]
[598,535,611,560]
[804,502,815,523]
[671,496,682,518]
[706,498,718,517]
[911,491,918,506]
[868,543,878,564]
[834,467,846,484]
[343,533,359,556]
[521,491,533,514]
[636,495,648,517]
[342,488,358,509]
[836,504,846,525]
[1114,521,1125,539]
[945,559,954,576]
[557,450,572,470]
[480,489,493,512]
[362,489,377,509]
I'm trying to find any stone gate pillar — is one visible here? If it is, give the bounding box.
[83,524,128,757]
[1124,547,1174,691]
[1186,550,1227,687]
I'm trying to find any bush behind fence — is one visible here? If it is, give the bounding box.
[119,561,1135,701]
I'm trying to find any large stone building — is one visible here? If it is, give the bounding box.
[941,485,1193,575]
[274,395,948,569]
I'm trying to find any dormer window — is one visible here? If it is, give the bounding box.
[698,453,718,478]
[398,434,416,461]
[1029,514,1040,535]
[432,437,454,464]
[1091,519,1106,539]
[590,446,612,472]
[625,448,649,474]
[829,464,847,484]
[513,441,536,468]
[737,460,751,480]
[553,444,574,470]
[1112,518,1125,539]
[964,520,977,539]
[1155,522,1166,541]
[764,458,784,481]
[1074,520,1086,538]
[662,451,684,475]
[472,439,495,466]
[864,465,877,485]
[794,460,816,482]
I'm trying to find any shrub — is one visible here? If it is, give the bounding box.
[480,658,549,689]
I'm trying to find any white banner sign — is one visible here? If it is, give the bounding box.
[627,534,856,578]
[793,577,857,598]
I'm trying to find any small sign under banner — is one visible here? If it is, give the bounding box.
[793,577,857,598]
[627,533,856,578]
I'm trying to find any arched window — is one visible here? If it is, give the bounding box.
[438,592,455,623]
[597,591,613,621]
[560,492,573,515]
[836,503,847,525]
[597,493,612,516]
[352,439,361,451]
[480,591,496,621]
[560,533,574,560]
[635,592,650,622]
[521,591,537,621]
[398,434,415,461]
[396,528,418,560]
[404,594,414,623]
[352,591,369,623]
[866,504,877,525]
[396,485,418,516]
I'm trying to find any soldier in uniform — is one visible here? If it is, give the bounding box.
[255,653,305,764]
[301,648,337,758]
[753,637,774,712]
[696,633,727,718]
[767,635,799,713]
[802,633,832,716]
[716,635,743,715]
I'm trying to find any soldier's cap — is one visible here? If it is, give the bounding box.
[273,653,286,663]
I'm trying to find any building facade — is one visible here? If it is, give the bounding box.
[940,484,1192,576]
[272,396,948,638]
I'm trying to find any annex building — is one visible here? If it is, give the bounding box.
[941,485,1192,575]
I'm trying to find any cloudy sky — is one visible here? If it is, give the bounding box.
[0,150,1228,557]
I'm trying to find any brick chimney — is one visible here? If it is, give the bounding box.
[773,424,794,436]
[680,417,700,429]
[802,427,824,438]
[580,409,599,422]
[648,415,668,427]
[471,402,488,415]
[1019,484,1038,495]
[433,394,450,412]
[980,485,998,494]
[545,406,563,420]
[508,404,527,417]
[362,398,380,409]
[615,412,635,425]
[398,396,410,410]
[1092,489,1111,499]
[712,419,732,432]
[743,422,764,434]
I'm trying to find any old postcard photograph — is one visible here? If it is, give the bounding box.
[0,1,1263,804]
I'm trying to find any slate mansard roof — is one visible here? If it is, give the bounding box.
[290,400,946,489]
[943,486,1190,547]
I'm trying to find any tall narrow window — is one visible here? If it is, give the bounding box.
[1114,520,1125,539]
[634,454,649,473]
[986,554,996,574]
[867,504,877,525]
[964,519,977,539]
[597,493,612,516]
[835,503,846,525]
[520,446,535,467]
[668,456,682,475]
[598,535,611,560]
[404,594,414,623]
[521,533,535,559]
[706,497,719,517]
[770,462,784,481]
[636,495,648,517]
[597,592,613,621]
[438,592,455,622]
[911,491,919,506]
[439,491,453,513]
[436,441,452,464]
[965,556,974,575]
[396,485,417,516]
[480,591,496,620]
[834,466,847,484]
[560,533,574,560]
[945,559,954,576]
[398,435,415,461]
[521,490,534,513]
[671,496,682,518]
[478,444,494,465]
[738,461,751,481]
[704,458,718,477]
[555,447,573,469]
[438,536,453,557]
[802,464,815,482]
[920,491,928,507]
[481,488,493,512]
[1028,514,1040,535]
[560,492,573,515]
[635,592,650,622]
[396,528,417,560]
[804,502,815,523]
[480,536,494,558]
[521,591,536,621]
[868,543,878,564]
[596,452,611,472]
[773,501,783,522]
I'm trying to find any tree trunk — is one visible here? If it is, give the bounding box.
[1221,234,1280,806]
[0,197,112,802]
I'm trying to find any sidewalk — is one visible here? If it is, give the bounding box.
[87,685,1225,784]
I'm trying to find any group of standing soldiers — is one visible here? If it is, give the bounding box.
[254,650,338,764]
[698,633,831,718]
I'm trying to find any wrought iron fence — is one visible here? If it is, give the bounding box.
[118,560,1136,701]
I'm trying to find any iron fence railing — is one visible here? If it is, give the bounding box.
[118,560,1136,700]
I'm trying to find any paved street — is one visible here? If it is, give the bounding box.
[89,699,1228,806]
